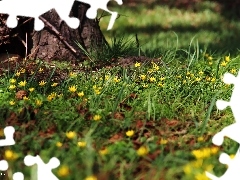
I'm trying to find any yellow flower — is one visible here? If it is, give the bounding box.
[183,164,191,174]
[140,74,146,81]
[4,150,18,161]
[208,56,213,61]
[159,139,168,145]
[78,141,86,147]
[69,85,77,93]
[176,75,181,79]
[149,77,156,82]
[15,71,21,77]
[225,55,230,62]
[158,83,164,87]
[99,148,108,156]
[114,77,120,83]
[57,165,70,177]
[192,148,211,159]
[20,68,25,74]
[9,79,16,84]
[23,96,29,101]
[9,85,16,90]
[210,146,219,154]
[30,71,34,75]
[126,130,134,137]
[105,75,110,80]
[85,175,97,180]
[47,95,53,101]
[66,131,76,139]
[195,172,209,180]
[221,61,227,67]
[230,68,236,74]
[56,142,63,148]
[135,62,141,67]
[199,71,204,75]
[78,91,84,97]
[208,62,212,65]
[39,80,46,86]
[137,146,149,156]
[160,77,166,81]
[51,83,58,87]
[211,78,216,82]
[94,89,101,95]
[28,88,34,93]
[153,64,159,71]
[93,115,101,121]
[195,77,201,82]
[197,136,204,142]
[69,72,77,78]
[35,99,42,106]
[9,100,15,106]
[230,154,235,159]
[38,68,44,72]
[142,84,148,88]
[18,80,27,87]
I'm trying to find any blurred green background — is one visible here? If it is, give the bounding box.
[100,0,240,56]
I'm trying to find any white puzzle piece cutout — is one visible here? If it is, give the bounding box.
[0,126,15,146]
[24,155,60,180]
[206,70,240,179]
[0,0,123,31]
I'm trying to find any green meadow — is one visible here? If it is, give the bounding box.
[1,1,240,179]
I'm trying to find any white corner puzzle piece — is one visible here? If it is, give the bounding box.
[0,126,15,147]
[0,0,123,31]
[206,70,240,179]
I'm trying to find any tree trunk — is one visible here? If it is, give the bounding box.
[0,2,106,63]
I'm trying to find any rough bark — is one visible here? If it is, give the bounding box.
[0,2,107,63]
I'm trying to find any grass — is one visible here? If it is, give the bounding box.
[1,1,240,180]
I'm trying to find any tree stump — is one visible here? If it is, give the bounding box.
[0,2,107,63]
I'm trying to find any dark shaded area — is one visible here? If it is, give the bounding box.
[0,2,106,62]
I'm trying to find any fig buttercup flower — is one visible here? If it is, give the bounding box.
[135,62,141,67]
[18,80,27,87]
[126,130,134,137]
[69,85,77,93]
[29,87,35,92]
[39,80,47,86]
[56,142,63,148]
[51,82,58,87]
[78,91,84,97]
[57,165,70,177]
[9,79,16,84]
[66,131,76,139]
[93,115,101,121]
[137,146,149,156]
[78,141,86,147]
[9,85,16,90]
[4,150,18,161]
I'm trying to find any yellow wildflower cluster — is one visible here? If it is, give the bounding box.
[192,146,219,159]
[93,85,102,95]
[47,92,57,101]
[220,56,230,67]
